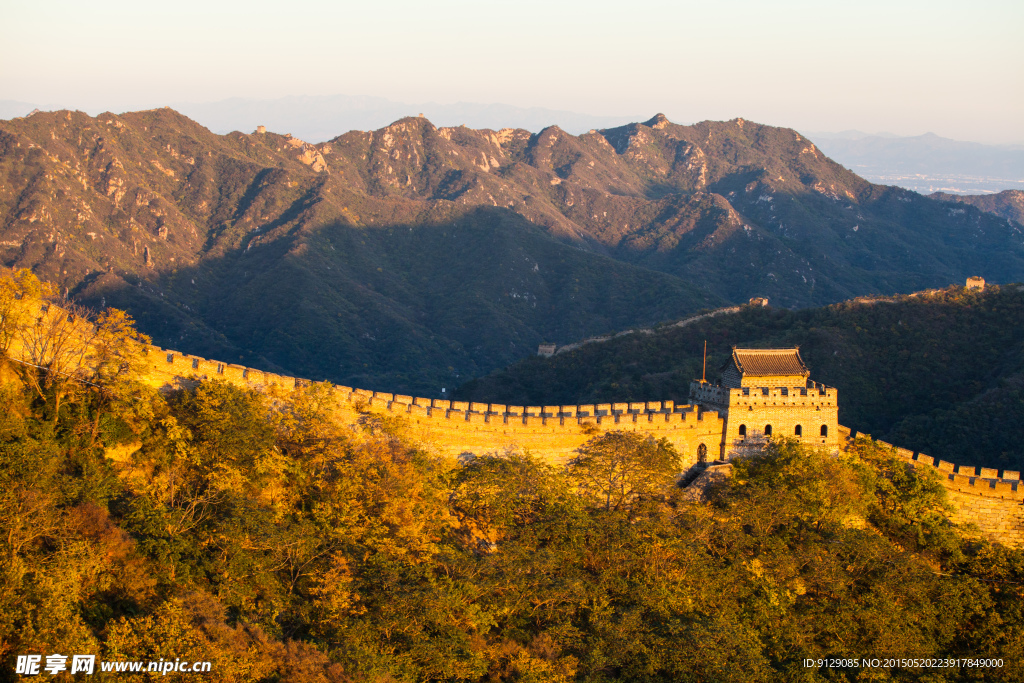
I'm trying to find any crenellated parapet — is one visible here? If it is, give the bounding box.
[140,344,725,467]
[148,347,301,389]
[136,343,1024,547]
[854,432,1023,547]
[690,381,837,408]
[689,382,731,408]
[865,436,1022,501]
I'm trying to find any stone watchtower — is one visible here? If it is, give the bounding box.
[689,348,839,458]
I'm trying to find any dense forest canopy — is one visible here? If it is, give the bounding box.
[0,270,1022,681]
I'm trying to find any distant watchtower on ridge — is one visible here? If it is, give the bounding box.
[690,348,839,458]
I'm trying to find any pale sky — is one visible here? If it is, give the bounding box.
[2,0,1022,143]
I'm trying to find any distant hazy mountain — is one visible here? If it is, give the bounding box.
[808,131,1024,194]
[2,109,1022,393]
[0,100,45,120]
[10,97,1023,194]
[174,95,640,141]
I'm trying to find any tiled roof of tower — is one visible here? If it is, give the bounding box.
[731,348,809,377]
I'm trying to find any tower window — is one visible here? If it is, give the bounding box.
[764,424,772,436]
[795,424,802,436]
[738,424,747,438]
[820,425,828,437]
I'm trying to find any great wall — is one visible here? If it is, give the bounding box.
[133,342,1023,548]
[857,434,1023,547]
[7,296,1023,547]
[139,343,727,467]
[537,303,748,357]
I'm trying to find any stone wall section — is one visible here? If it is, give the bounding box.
[77,336,1024,548]
[140,345,724,467]
[862,435,1023,547]
[548,305,743,356]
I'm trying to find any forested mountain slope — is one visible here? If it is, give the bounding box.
[457,285,1024,473]
[2,108,1022,392]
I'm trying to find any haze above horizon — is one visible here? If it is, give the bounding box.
[2,0,1022,145]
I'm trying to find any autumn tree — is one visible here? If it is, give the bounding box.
[75,308,154,446]
[0,268,51,356]
[449,451,575,551]
[568,431,681,512]
[169,380,279,490]
[14,298,98,427]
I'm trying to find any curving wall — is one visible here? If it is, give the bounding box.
[141,346,725,466]
[862,433,1022,547]
[137,346,1024,547]
[10,296,1019,545]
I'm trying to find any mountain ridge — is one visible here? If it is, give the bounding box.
[930,190,1024,228]
[2,108,1023,392]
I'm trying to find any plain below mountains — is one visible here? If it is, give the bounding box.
[812,131,1024,195]
[1,108,1023,394]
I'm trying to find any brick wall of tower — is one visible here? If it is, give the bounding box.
[691,381,840,456]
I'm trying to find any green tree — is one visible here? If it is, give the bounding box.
[851,436,963,558]
[169,381,279,493]
[725,438,867,539]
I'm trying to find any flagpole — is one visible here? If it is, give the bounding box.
[702,340,707,383]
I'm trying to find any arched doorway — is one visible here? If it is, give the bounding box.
[697,443,708,463]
